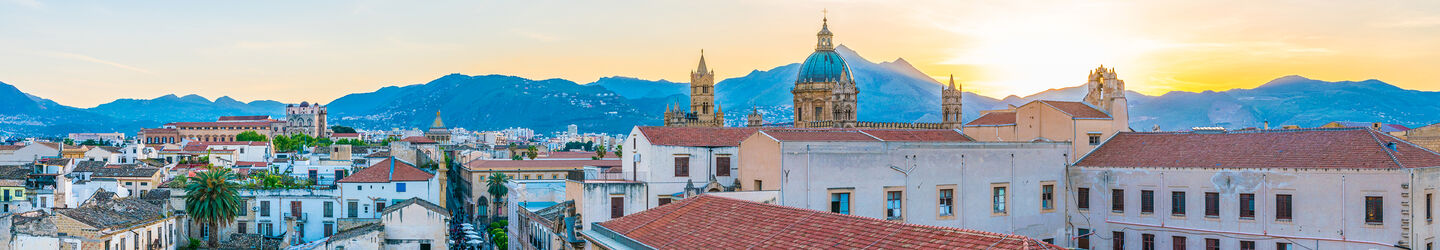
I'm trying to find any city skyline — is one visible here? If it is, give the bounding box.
[2,0,1439,107]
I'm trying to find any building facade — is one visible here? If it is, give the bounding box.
[964,66,1131,162]
[284,102,328,138]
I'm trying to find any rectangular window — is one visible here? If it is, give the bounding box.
[1240,240,1255,250]
[262,223,274,237]
[992,184,1008,215]
[237,222,247,234]
[754,180,763,190]
[1078,188,1090,210]
[347,201,358,218]
[1172,191,1186,216]
[1277,242,1292,250]
[887,189,904,220]
[308,169,318,182]
[1205,192,1219,217]
[396,183,406,192]
[1142,234,1155,250]
[290,201,302,218]
[1172,236,1186,250]
[1240,193,1255,220]
[673,156,689,177]
[1112,231,1124,250]
[1205,238,1219,250]
[1112,189,1125,213]
[610,197,625,218]
[1276,194,1292,221]
[1366,196,1383,224]
[658,197,672,206]
[324,223,334,237]
[1077,228,1091,249]
[1429,193,1434,223]
[375,201,386,214]
[324,201,334,218]
[1141,190,1154,214]
[260,201,271,216]
[335,170,347,181]
[938,188,954,217]
[1041,183,1055,211]
[1088,133,1102,145]
[715,156,731,177]
[831,192,851,214]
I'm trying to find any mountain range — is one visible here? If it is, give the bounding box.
[2,44,1438,137]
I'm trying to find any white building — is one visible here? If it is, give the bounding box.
[66,133,125,145]
[737,128,1072,242]
[1068,127,1440,250]
[621,127,758,202]
[240,188,343,243]
[0,142,60,165]
[336,158,440,220]
[378,198,449,249]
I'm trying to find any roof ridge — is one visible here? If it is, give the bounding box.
[746,206,822,250]
[1366,128,1406,169]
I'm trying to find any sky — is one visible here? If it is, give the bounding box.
[1,0,1438,107]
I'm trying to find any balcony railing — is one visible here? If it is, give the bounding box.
[283,212,309,222]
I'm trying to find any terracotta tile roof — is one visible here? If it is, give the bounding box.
[597,195,1062,249]
[0,165,30,180]
[328,223,383,243]
[759,129,878,142]
[966,112,1017,126]
[1326,121,1412,133]
[1035,100,1111,119]
[0,145,22,151]
[540,151,607,159]
[56,196,166,231]
[166,121,275,127]
[336,158,434,183]
[380,198,450,216]
[140,128,178,133]
[401,136,437,144]
[465,159,620,170]
[637,127,761,147]
[331,133,361,138]
[42,158,71,165]
[190,141,268,147]
[858,129,972,142]
[1075,127,1440,169]
[235,161,269,168]
[217,115,271,121]
[74,164,161,178]
[364,151,391,158]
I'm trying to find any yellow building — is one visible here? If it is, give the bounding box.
[0,166,25,213]
[1320,121,1411,137]
[1406,122,1440,152]
[963,66,1132,162]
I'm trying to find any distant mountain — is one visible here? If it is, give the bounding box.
[589,76,687,100]
[0,81,143,137]
[328,74,654,133]
[87,94,287,124]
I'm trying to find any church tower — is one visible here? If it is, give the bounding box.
[747,108,764,127]
[691,51,721,126]
[1083,65,1130,130]
[792,15,857,128]
[941,74,964,128]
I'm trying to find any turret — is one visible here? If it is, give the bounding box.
[941,74,964,128]
[747,108,764,127]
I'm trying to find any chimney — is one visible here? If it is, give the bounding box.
[1263,121,1270,130]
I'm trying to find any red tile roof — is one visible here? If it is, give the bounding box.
[637,127,761,147]
[331,133,361,138]
[759,129,877,142]
[217,115,271,121]
[337,158,434,183]
[596,195,1063,249]
[1035,100,1111,119]
[166,121,277,127]
[966,112,1017,126]
[464,159,621,170]
[757,128,972,142]
[858,129,972,142]
[190,141,268,147]
[540,151,605,159]
[1076,127,1440,169]
[400,136,437,144]
[1326,121,1412,133]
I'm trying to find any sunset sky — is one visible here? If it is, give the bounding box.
[1,0,1438,107]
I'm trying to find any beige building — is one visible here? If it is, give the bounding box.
[49,191,182,250]
[463,157,617,218]
[284,102,329,138]
[140,115,286,145]
[964,66,1131,162]
[1407,122,1440,152]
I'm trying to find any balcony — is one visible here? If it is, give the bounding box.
[283,212,309,222]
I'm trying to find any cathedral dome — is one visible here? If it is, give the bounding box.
[797,50,851,83]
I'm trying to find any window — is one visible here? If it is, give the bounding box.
[673,156,689,177]
[1366,196,1383,224]
[1172,191,1186,216]
[1078,188,1090,210]
[1141,190,1154,214]
[324,201,334,218]
[1172,236,1186,250]
[1041,183,1055,211]
[347,201,358,218]
[1205,192,1219,217]
[992,184,1008,215]
[260,201,271,216]
[291,201,302,218]
[375,202,386,214]
[1429,193,1434,223]
[610,197,625,218]
[1077,228,1091,249]
[1142,234,1155,250]
[324,223,334,237]
[886,188,905,220]
[753,180,763,190]
[1240,240,1255,250]
[938,187,954,217]
[237,222,247,234]
[1112,231,1124,250]
[1205,238,1219,250]
[1240,193,1255,220]
[716,156,731,177]
[1276,194,1292,221]
[830,191,851,214]
[262,223,274,237]
[658,197,672,206]
[1277,242,1292,250]
[1088,132,1102,145]
[396,183,406,192]
[1112,189,1124,213]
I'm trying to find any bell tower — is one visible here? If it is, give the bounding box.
[941,74,964,128]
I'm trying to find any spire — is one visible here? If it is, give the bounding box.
[431,110,445,128]
[948,74,956,89]
[816,10,834,51]
[696,50,708,73]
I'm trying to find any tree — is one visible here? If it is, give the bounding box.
[526,145,539,160]
[334,139,367,147]
[184,167,244,248]
[615,144,623,158]
[62,138,74,146]
[272,135,296,152]
[594,145,608,160]
[235,131,267,142]
[485,172,512,221]
[330,125,357,134]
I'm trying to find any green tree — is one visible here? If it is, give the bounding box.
[485,172,511,221]
[184,167,244,248]
[62,138,74,146]
[316,137,333,147]
[235,131,267,142]
[526,145,538,160]
[615,144,623,158]
[329,125,357,134]
[594,145,607,160]
[272,135,296,152]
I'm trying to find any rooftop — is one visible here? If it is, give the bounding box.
[757,128,972,142]
[595,195,1061,249]
[336,158,433,183]
[73,163,161,178]
[1075,127,1440,169]
[55,195,167,232]
[965,111,1018,126]
[1035,100,1111,119]
[381,197,449,216]
[465,159,620,170]
[637,127,761,147]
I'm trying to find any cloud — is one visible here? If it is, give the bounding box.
[46,52,154,75]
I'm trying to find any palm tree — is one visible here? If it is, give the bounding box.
[485,172,512,221]
[526,145,539,160]
[185,167,244,248]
